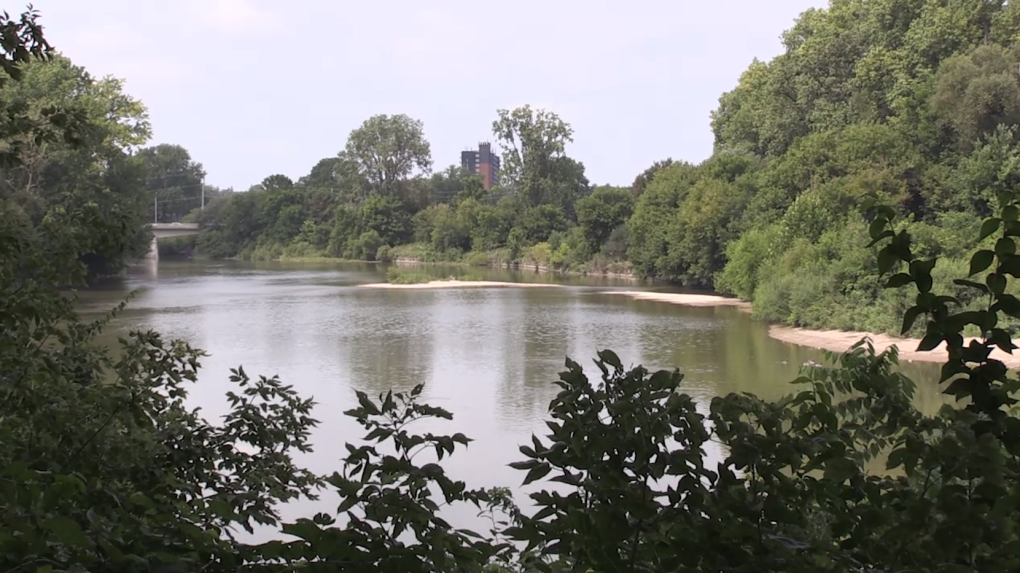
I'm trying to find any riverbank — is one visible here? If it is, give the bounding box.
[769,326,1020,369]
[358,280,566,289]
[603,291,1020,368]
[389,256,637,281]
[599,290,751,309]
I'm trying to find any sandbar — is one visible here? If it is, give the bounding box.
[358,280,565,289]
[600,290,751,309]
[769,326,1020,368]
[603,290,1020,367]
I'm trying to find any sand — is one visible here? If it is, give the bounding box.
[602,290,1020,368]
[769,326,1020,368]
[357,280,565,290]
[599,290,752,309]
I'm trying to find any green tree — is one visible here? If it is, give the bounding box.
[340,113,432,196]
[492,105,580,208]
[931,43,1020,150]
[298,156,339,188]
[138,143,205,223]
[629,158,675,198]
[626,162,699,278]
[261,173,294,192]
[0,53,151,278]
[575,185,634,253]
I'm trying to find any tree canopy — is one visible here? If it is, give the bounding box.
[8,2,1020,572]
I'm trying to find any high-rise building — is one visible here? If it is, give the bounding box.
[460,142,501,190]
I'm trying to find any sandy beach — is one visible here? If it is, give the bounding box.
[358,280,565,289]
[602,290,1020,368]
[599,290,752,309]
[769,326,1020,368]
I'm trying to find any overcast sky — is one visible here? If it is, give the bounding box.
[27,0,825,189]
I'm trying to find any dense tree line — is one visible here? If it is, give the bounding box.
[5,0,1019,336]
[7,3,1020,572]
[172,107,625,275]
[153,0,1020,336]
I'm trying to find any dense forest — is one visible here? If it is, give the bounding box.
[6,2,1020,572]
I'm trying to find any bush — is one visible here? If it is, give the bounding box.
[376,244,393,263]
[385,266,433,284]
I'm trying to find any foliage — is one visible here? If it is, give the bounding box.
[0,51,151,279]
[341,113,432,197]
[574,185,633,254]
[491,105,578,208]
[11,3,1020,573]
[385,266,433,284]
[138,143,207,223]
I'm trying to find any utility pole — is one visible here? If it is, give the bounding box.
[153,195,158,224]
[201,174,205,211]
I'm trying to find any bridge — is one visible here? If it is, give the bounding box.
[145,223,202,261]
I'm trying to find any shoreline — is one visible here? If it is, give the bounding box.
[162,257,1012,367]
[601,291,1020,368]
[390,257,638,281]
[769,326,1020,369]
[357,280,566,290]
[599,290,751,309]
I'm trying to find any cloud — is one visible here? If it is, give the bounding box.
[186,0,275,35]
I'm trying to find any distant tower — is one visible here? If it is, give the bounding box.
[460,142,501,190]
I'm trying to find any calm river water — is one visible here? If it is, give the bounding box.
[77,260,944,541]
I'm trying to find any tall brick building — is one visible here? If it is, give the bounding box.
[461,142,501,190]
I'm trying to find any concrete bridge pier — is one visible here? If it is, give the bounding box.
[146,236,159,262]
[145,223,201,265]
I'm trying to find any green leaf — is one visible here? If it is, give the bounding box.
[969,250,995,276]
[988,273,1007,295]
[877,247,898,275]
[884,273,913,288]
[917,333,944,352]
[1000,254,1020,277]
[45,516,89,547]
[1004,205,1020,222]
[916,272,933,294]
[868,217,887,240]
[997,238,1017,257]
[997,294,1020,319]
[509,459,541,470]
[823,457,857,482]
[522,462,552,485]
[901,306,925,335]
[355,391,380,416]
[599,349,622,369]
[953,279,990,293]
[988,328,1016,354]
[980,217,1003,240]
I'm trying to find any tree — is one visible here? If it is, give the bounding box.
[261,173,294,192]
[340,114,432,196]
[427,164,484,205]
[575,185,633,253]
[626,162,699,278]
[138,143,205,223]
[931,43,1020,150]
[0,53,151,278]
[492,105,576,207]
[630,158,675,198]
[299,156,339,188]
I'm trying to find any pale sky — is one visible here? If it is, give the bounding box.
[29,0,825,190]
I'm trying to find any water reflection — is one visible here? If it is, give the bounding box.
[77,260,953,541]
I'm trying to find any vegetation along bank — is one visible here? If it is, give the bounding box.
[9,2,1020,571]
[143,1,1020,344]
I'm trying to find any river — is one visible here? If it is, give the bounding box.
[76,260,945,542]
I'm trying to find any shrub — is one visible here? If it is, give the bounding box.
[385,266,433,284]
